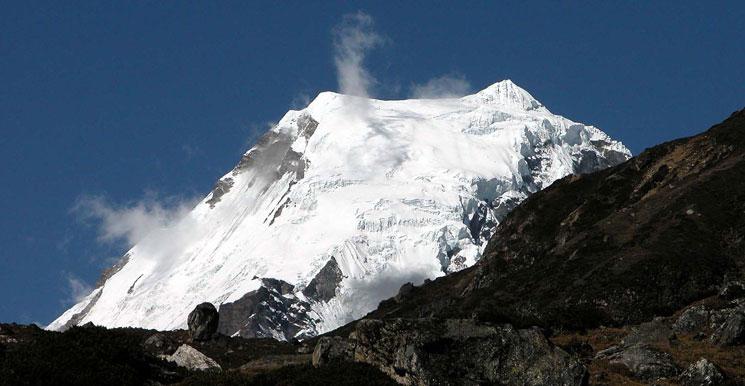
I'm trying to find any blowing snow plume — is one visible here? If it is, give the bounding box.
[410,74,473,99]
[73,194,197,247]
[332,12,382,97]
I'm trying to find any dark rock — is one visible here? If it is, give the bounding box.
[261,278,295,295]
[600,344,679,380]
[217,278,317,340]
[394,282,415,303]
[95,253,131,288]
[719,281,745,301]
[312,336,354,367]
[143,333,177,355]
[205,177,234,208]
[343,318,587,386]
[187,302,219,341]
[674,305,710,334]
[302,257,344,302]
[622,317,675,346]
[710,309,745,346]
[80,321,96,329]
[59,288,103,331]
[680,358,725,386]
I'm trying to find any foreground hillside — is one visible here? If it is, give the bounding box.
[0,323,395,386]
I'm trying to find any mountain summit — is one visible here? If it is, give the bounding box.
[49,81,630,339]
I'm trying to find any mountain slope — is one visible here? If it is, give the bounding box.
[49,80,629,339]
[367,108,745,331]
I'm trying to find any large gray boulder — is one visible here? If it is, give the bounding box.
[164,344,221,371]
[673,305,710,334]
[313,318,587,386]
[187,302,219,341]
[599,345,679,381]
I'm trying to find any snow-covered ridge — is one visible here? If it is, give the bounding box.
[49,80,631,339]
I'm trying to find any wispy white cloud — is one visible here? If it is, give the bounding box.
[66,274,93,304]
[290,92,312,110]
[72,193,198,247]
[410,74,472,99]
[332,11,383,97]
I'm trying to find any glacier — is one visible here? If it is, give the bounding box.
[49,80,631,339]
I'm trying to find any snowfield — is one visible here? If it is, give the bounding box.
[49,80,630,339]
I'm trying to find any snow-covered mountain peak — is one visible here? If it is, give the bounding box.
[50,80,631,340]
[464,79,544,111]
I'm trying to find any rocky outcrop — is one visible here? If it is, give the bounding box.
[187,303,219,341]
[674,305,711,334]
[597,344,679,381]
[302,257,344,302]
[164,344,221,371]
[719,281,745,301]
[142,332,178,356]
[218,278,318,340]
[680,358,725,386]
[205,177,234,208]
[710,307,745,346]
[312,336,355,367]
[594,318,680,381]
[393,282,415,303]
[313,318,587,386]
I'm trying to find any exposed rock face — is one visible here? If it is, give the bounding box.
[312,336,354,367]
[680,358,725,386]
[621,318,675,346]
[313,318,587,386]
[710,307,745,346]
[597,344,679,381]
[393,282,415,303]
[187,303,219,341]
[205,177,234,208]
[302,257,344,302]
[164,344,221,371]
[218,278,317,340]
[674,305,711,334]
[592,317,682,381]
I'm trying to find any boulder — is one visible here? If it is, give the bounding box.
[719,281,745,301]
[673,305,710,334]
[622,318,675,346]
[164,344,221,371]
[187,302,219,341]
[143,333,177,355]
[598,345,679,381]
[680,358,725,386]
[710,309,745,346]
[348,318,587,386]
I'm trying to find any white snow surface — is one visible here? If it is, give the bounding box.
[49,80,630,337]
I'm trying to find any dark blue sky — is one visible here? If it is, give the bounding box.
[1,2,743,325]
